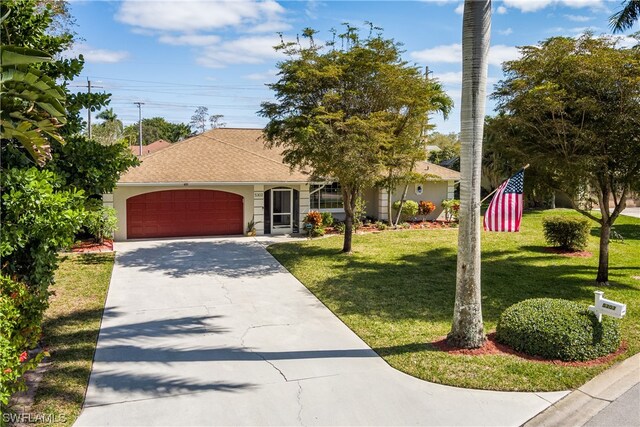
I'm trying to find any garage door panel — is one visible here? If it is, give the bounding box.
[126,190,244,239]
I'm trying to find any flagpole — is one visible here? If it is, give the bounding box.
[480,164,529,204]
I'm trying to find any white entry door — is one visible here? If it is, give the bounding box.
[271,189,293,234]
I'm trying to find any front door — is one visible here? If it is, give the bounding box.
[271,188,293,234]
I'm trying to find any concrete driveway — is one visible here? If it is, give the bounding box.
[76,237,566,426]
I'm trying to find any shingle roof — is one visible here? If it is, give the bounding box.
[415,160,460,181]
[129,139,173,156]
[119,128,460,184]
[119,128,309,184]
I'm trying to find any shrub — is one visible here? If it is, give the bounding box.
[418,200,436,215]
[375,221,387,230]
[0,275,46,407]
[303,211,323,228]
[321,211,334,227]
[441,199,460,222]
[392,200,419,220]
[1,168,85,292]
[84,200,118,243]
[354,197,367,229]
[399,222,411,229]
[542,216,591,251]
[311,227,326,237]
[496,298,621,361]
[334,222,346,234]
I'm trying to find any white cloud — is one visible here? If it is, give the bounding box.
[546,26,595,34]
[433,71,462,85]
[498,28,514,35]
[116,0,287,33]
[158,34,221,46]
[615,35,640,48]
[196,35,289,68]
[72,44,130,63]
[497,5,508,14]
[411,44,519,67]
[564,14,593,22]
[489,45,519,66]
[245,68,279,81]
[411,43,462,64]
[503,0,604,13]
[454,3,464,15]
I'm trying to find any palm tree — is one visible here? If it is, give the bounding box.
[94,108,123,145]
[447,0,491,349]
[610,0,640,33]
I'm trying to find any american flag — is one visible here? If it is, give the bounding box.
[483,169,525,232]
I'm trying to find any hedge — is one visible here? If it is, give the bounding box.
[496,298,620,361]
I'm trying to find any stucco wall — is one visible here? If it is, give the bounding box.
[111,185,255,241]
[390,181,452,220]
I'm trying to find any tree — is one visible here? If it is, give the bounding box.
[123,117,191,145]
[260,25,449,252]
[210,114,226,129]
[610,0,640,33]
[427,132,461,170]
[47,136,139,197]
[447,0,491,349]
[190,106,209,134]
[92,108,124,145]
[492,35,640,285]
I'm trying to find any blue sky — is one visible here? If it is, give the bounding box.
[69,0,638,134]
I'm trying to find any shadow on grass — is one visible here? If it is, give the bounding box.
[276,244,635,325]
[591,224,640,241]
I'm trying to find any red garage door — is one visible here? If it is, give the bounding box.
[127,190,243,239]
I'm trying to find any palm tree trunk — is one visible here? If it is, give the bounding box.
[447,0,491,349]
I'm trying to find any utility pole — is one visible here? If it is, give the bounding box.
[134,102,144,156]
[73,79,103,139]
[87,79,92,138]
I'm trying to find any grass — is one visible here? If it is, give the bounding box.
[28,253,114,426]
[268,209,640,391]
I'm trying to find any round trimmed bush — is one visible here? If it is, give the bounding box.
[496,298,620,361]
[542,216,591,251]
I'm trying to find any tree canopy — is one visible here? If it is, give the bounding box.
[260,25,452,252]
[123,117,192,145]
[491,34,640,285]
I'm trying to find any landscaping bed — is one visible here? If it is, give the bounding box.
[268,209,640,391]
[9,253,115,426]
[323,220,458,235]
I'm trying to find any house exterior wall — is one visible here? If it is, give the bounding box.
[111,183,310,241]
[388,180,452,220]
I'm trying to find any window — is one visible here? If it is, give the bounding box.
[310,182,343,210]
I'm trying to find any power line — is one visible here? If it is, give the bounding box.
[81,75,267,90]
[75,79,103,138]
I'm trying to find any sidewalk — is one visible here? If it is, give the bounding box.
[524,353,640,427]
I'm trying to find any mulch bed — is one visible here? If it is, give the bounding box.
[432,332,627,367]
[324,220,458,235]
[545,247,593,257]
[71,239,114,253]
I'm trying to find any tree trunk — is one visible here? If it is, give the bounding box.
[387,187,393,226]
[596,221,610,286]
[447,0,491,349]
[342,187,357,253]
[394,183,410,226]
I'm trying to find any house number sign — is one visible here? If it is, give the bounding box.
[254,192,264,198]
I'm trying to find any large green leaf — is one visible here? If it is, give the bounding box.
[0,45,51,67]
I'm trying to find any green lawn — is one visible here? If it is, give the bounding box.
[28,253,114,426]
[268,209,640,391]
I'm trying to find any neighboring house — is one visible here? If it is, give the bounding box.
[106,128,460,240]
[129,139,172,156]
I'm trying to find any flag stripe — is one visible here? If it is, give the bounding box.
[483,169,525,233]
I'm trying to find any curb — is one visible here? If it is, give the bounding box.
[524,353,640,427]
